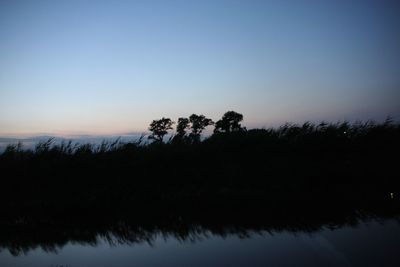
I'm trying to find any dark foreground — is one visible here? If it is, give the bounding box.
[0,121,399,265]
[1,120,399,211]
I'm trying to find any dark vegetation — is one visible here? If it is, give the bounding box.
[0,111,399,220]
[0,112,399,255]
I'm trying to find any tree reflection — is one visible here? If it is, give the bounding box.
[0,197,399,256]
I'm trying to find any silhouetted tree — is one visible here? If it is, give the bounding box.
[189,114,213,142]
[171,117,190,143]
[214,111,244,133]
[148,117,174,142]
[176,117,190,138]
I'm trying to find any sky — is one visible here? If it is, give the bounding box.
[1,0,400,136]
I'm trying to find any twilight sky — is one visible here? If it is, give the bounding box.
[1,0,399,136]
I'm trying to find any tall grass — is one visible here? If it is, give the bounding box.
[0,120,398,212]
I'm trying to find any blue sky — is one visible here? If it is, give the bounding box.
[1,0,399,136]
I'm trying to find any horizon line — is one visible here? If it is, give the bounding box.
[1,116,398,139]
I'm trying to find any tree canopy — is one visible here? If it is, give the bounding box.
[189,114,214,142]
[147,111,244,143]
[176,117,190,138]
[148,117,174,142]
[214,111,244,133]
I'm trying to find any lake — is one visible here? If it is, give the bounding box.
[1,218,399,267]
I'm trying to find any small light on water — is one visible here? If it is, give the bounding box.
[343,131,347,134]
[390,193,394,199]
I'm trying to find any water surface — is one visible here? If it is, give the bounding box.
[1,219,399,267]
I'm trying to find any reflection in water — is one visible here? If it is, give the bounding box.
[0,220,399,267]
[0,198,399,266]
